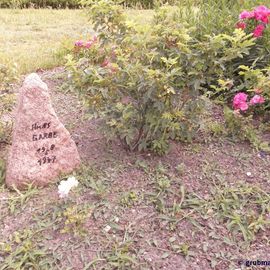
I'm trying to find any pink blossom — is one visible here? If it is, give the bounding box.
[254,5,270,24]
[239,10,255,19]
[109,65,118,73]
[75,40,84,47]
[250,94,265,105]
[254,6,270,24]
[101,59,109,67]
[255,5,269,12]
[236,21,247,30]
[233,93,249,111]
[253,24,265,37]
[84,41,93,49]
[238,102,249,111]
[239,6,270,25]
[92,36,98,43]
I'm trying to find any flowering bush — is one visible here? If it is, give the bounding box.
[237,5,270,37]
[66,1,258,154]
[209,7,270,115]
[230,64,270,115]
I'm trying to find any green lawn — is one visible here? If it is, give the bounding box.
[0,8,153,75]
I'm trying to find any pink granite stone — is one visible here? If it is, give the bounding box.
[5,73,81,189]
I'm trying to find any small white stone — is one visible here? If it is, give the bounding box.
[103,225,111,233]
[246,172,252,177]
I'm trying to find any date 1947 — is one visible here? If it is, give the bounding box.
[38,156,56,166]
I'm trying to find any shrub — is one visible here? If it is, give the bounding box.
[176,0,270,74]
[225,65,270,121]
[66,1,258,154]
[203,4,270,105]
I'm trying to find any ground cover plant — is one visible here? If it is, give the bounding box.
[0,1,270,270]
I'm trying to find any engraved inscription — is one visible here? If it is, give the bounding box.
[38,156,56,166]
[31,122,51,131]
[31,122,57,166]
[37,144,55,156]
[32,131,57,141]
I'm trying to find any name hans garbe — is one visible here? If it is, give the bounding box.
[31,121,58,141]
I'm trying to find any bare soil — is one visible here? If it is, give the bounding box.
[0,68,269,270]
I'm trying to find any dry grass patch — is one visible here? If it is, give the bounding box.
[0,8,153,76]
[0,9,90,75]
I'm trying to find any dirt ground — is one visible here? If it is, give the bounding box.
[0,68,269,270]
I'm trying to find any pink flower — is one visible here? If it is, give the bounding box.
[253,24,265,37]
[255,5,270,12]
[101,59,109,67]
[75,40,84,47]
[250,94,265,105]
[233,93,249,111]
[254,5,270,24]
[92,36,98,43]
[236,21,247,30]
[239,6,270,25]
[84,41,93,48]
[109,65,118,73]
[239,10,255,19]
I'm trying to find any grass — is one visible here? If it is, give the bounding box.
[0,9,90,75]
[0,8,153,76]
